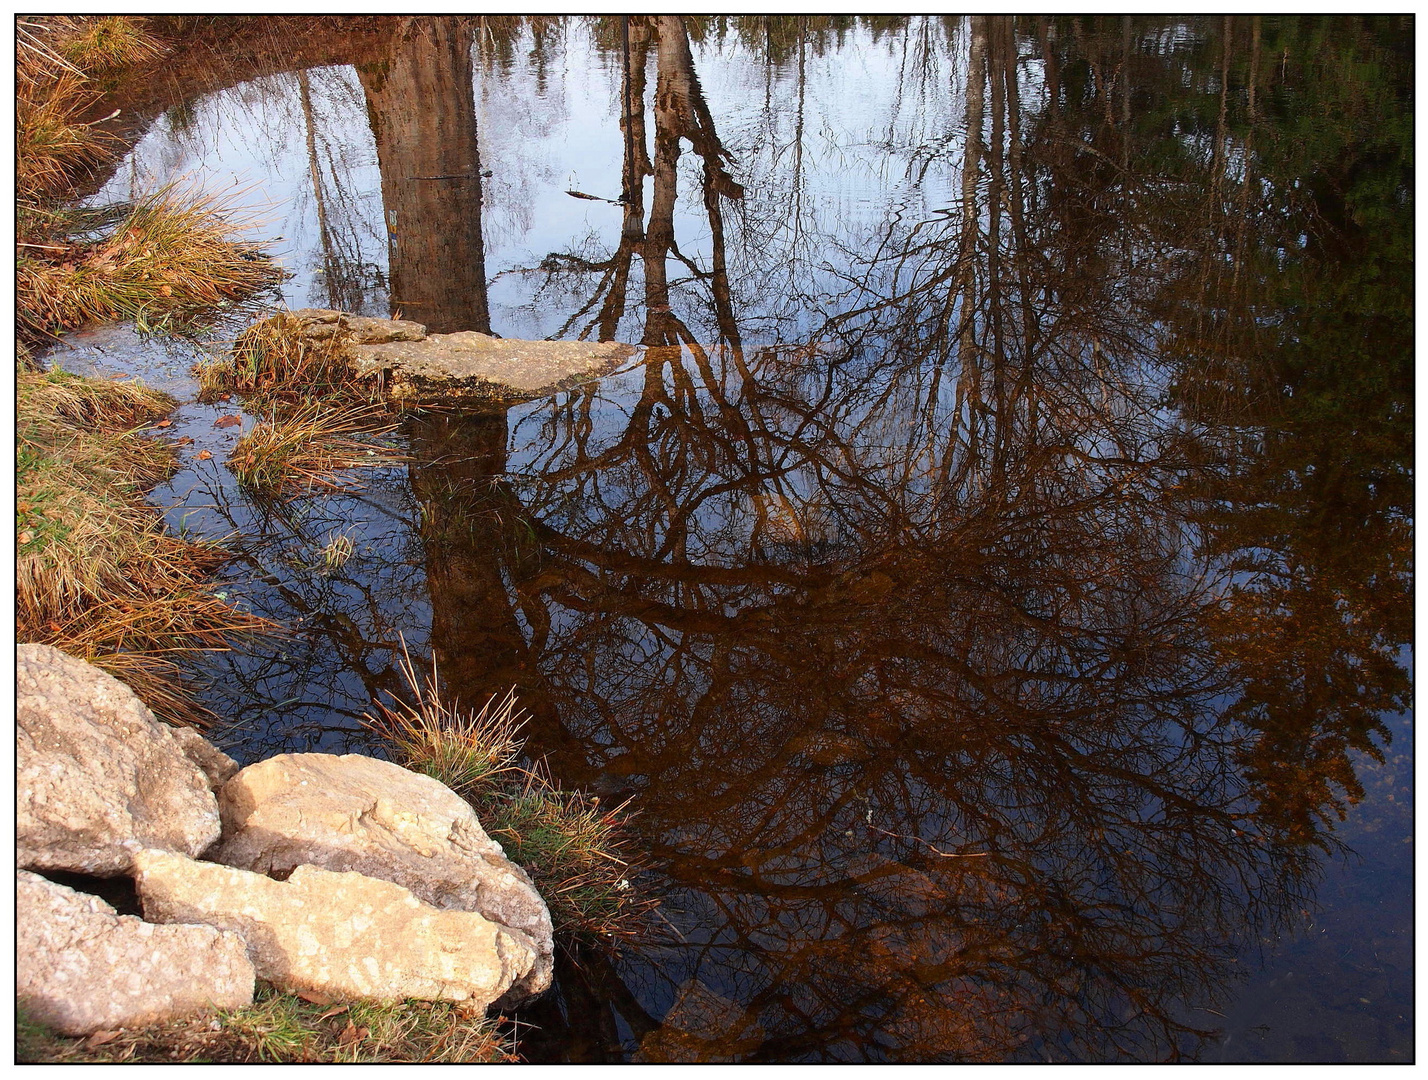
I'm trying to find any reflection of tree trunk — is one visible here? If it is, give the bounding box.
[596,17,654,341]
[642,18,684,346]
[643,15,744,348]
[938,15,987,500]
[407,413,596,778]
[357,17,489,334]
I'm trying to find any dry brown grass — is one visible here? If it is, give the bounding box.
[199,311,384,408]
[17,16,281,346]
[226,402,404,498]
[15,72,114,202]
[365,647,528,794]
[48,16,166,74]
[17,367,272,725]
[18,186,282,344]
[16,18,164,201]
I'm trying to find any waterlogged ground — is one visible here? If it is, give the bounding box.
[64,16,1412,1063]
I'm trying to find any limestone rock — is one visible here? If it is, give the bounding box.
[168,725,241,792]
[17,869,254,1036]
[248,308,635,402]
[284,308,427,344]
[16,644,222,875]
[212,753,553,1000]
[134,850,537,1009]
[343,314,429,344]
[349,331,637,397]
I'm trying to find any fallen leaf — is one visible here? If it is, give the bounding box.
[85,1030,121,1047]
[154,419,172,428]
[47,621,62,633]
[295,988,334,1006]
[195,450,213,460]
[337,1021,370,1046]
[318,1005,349,1021]
[218,394,232,402]
[173,437,194,446]
[17,502,32,513]
[214,415,242,428]
[19,531,34,545]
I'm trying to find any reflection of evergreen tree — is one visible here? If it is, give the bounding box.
[1034,16,1413,846]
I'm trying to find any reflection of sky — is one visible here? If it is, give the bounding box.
[93,20,979,344]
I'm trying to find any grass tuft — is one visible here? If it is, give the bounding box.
[16,72,114,202]
[366,649,653,941]
[52,16,165,75]
[319,529,357,569]
[226,401,403,498]
[482,773,648,942]
[19,185,283,344]
[16,18,164,201]
[16,366,272,726]
[17,985,515,1065]
[197,310,394,411]
[367,647,527,794]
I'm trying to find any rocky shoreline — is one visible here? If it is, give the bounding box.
[17,643,554,1036]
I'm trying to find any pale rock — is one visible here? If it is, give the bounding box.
[16,644,222,875]
[342,314,428,344]
[134,850,536,1009]
[212,753,554,1000]
[349,330,637,397]
[248,308,635,401]
[167,725,241,792]
[17,869,254,1036]
[281,308,426,343]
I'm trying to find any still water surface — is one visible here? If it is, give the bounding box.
[87,16,1411,1062]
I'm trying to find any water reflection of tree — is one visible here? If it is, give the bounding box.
[406,15,1408,1062]
[296,67,388,313]
[509,16,743,350]
[1020,15,1413,849]
[170,468,431,763]
[485,342,1305,1059]
[356,17,490,333]
[124,13,1408,1062]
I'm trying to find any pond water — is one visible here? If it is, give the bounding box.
[81,16,1412,1063]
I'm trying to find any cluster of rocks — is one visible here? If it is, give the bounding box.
[270,308,639,402]
[16,643,553,1037]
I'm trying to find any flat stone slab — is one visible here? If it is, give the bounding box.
[350,332,637,397]
[248,309,637,401]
